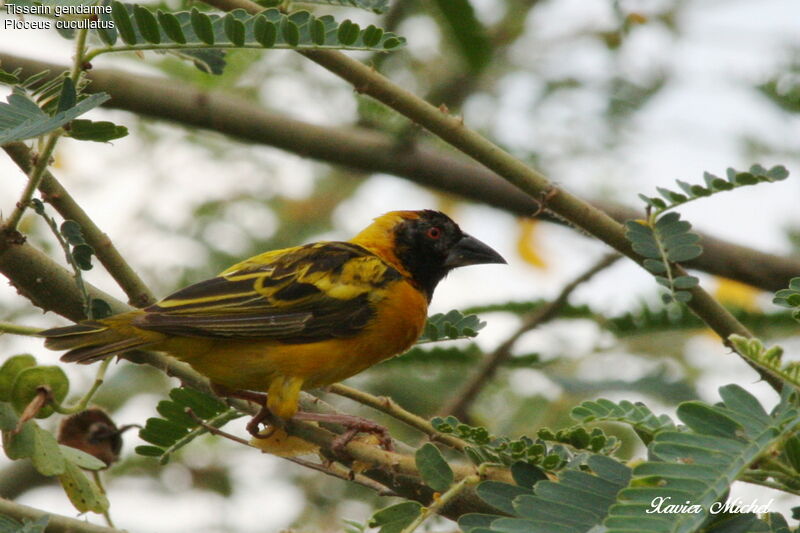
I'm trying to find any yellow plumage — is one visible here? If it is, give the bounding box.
[42,210,504,423]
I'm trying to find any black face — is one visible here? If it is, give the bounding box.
[393,210,506,300]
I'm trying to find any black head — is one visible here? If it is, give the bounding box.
[391,210,506,300]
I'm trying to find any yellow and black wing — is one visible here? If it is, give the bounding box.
[133,242,403,342]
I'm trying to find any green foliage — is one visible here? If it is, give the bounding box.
[388,343,541,369]
[431,415,615,470]
[10,366,69,419]
[608,76,667,121]
[773,277,800,322]
[390,343,483,365]
[555,368,698,405]
[465,299,595,319]
[570,398,676,445]
[58,220,96,271]
[417,310,486,343]
[342,518,368,533]
[30,205,112,319]
[91,4,405,75]
[759,77,800,114]
[462,455,631,533]
[625,212,701,304]
[66,119,128,142]
[0,68,21,85]
[1,378,109,516]
[0,85,109,144]
[728,335,800,392]
[627,164,788,306]
[0,514,49,533]
[58,460,109,514]
[0,354,37,402]
[638,164,789,213]
[608,303,704,335]
[415,442,453,492]
[536,426,619,455]
[609,302,800,343]
[136,387,243,463]
[457,385,800,532]
[432,0,492,73]
[3,67,90,114]
[604,385,800,533]
[5,419,66,475]
[468,298,799,339]
[296,0,389,14]
[1,354,71,419]
[368,502,422,533]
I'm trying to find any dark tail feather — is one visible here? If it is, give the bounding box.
[42,322,152,364]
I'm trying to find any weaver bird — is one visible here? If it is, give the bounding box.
[43,210,505,444]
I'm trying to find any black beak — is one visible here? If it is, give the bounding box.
[444,233,506,269]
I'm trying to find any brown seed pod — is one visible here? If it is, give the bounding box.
[57,408,133,468]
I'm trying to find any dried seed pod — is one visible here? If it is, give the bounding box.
[57,408,131,467]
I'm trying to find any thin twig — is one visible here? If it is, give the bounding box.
[400,474,481,533]
[91,470,116,529]
[53,357,113,415]
[0,322,42,336]
[739,474,800,497]
[3,28,88,233]
[69,28,89,82]
[441,253,621,419]
[187,408,399,496]
[166,408,247,464]
[3,142,155,307]
[3,132,61,232]
[186,407,253,446]
[328,384,469,452]
[0,497,122,533]
[35,202,93,318]
[284,457,399,497]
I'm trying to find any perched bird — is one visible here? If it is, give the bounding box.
[43,210,505,439]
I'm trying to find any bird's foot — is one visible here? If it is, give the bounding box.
[293,411,394,453]
[208,385,279,438]
[246,404,283,439]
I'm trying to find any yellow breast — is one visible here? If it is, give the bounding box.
[161,278,428,393]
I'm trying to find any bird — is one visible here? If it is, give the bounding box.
[42,210,505,444]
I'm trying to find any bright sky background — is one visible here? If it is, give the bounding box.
[1,0,800,530]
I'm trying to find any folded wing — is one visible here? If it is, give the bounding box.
[134,242,402,342]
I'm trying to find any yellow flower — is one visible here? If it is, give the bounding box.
[516,218,547,269]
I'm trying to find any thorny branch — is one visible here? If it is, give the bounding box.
[0,53,797,293]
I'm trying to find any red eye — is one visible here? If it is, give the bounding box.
[427,227,441,239]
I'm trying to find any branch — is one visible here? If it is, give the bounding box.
[0,322,41,336]
[3,142,155,308]
[441,253,622,420]
[328,384,470,451]
[287,41,773,391]
[2,133,61,232]
[0,497,122,533]
[0,237,508,519]
[0,462,51,500]
[0,53,797,293]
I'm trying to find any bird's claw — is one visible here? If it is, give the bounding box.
[246,404,281,438]
[294,411,394,453]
